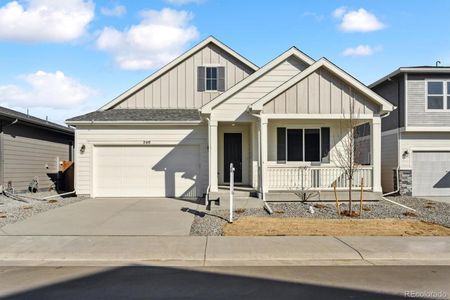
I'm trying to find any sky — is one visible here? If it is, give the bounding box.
[0,0,449,124]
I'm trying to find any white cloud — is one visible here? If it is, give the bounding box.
[0,0,94,42]
[342,45,381,57]
[165,0,204,5]
[96,8,199,70]
[0,70,97,109]
[100,4,126,17]
[333,8,385,32]
[332,7,346,18]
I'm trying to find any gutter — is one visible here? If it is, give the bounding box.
[65,120,203,126]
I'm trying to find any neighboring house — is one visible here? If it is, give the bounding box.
[369,66,450,197]
[0,106,74,192]
[66,36,393,200]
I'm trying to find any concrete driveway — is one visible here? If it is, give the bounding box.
[0,198,200,236]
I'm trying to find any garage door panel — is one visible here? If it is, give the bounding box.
[94,145,200,198]
[413,151,450,196]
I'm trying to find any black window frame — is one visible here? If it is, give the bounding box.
[205,67,218,91]
[282,127,322,163]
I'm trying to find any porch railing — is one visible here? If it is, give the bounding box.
[266,165,373,191]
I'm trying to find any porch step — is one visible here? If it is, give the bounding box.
[210,186,258,199]
[208,196,265,211]
[265,191,382,202]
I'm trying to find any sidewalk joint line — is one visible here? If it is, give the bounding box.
[203,236,208,266]
[333,236,375,266]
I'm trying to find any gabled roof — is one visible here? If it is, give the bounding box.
[66,109,201,125]
[99,36,259,111]
[0,106,73,135]
[200,47,315,113]
[370,66,450,88]
[251,58,394,113]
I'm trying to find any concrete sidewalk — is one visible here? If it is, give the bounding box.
[0,236,449,266]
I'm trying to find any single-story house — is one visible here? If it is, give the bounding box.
[66,36,393,201]
[0,106,74,192]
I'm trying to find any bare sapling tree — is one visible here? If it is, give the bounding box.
[290,166,319,202]
[334,90,365,217]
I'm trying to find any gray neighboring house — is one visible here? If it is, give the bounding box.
[0,106,74,192]
[369,66,450,197]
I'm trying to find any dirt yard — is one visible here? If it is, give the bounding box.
[223,217,450,236]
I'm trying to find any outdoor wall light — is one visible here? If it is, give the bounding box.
[402,150,409,158]
[80,144,86,154]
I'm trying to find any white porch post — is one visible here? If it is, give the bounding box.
[260,116,268,199]
[209,120,218,192]
[370,116,382,193]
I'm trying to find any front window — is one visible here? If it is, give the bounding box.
[205,67,218,91]
[427,81,448,110]
[286,128,321,162]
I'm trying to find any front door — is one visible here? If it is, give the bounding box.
[224,133,242,183]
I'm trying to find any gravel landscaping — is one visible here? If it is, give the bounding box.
[190,196,450,236]
[0,191,86,228]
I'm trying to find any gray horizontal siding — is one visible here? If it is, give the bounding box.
[407,74,450,127]
[1,124,72,191]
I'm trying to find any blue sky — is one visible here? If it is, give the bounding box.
[0,0,449,124]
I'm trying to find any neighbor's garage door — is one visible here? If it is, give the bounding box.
[94,145,199,198]
[412,151,450,196]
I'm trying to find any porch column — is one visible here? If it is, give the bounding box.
[209,120,218,192]
[260,116,268,199]
[370,116,382,193]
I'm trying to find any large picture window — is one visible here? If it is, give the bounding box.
[278,128,328,163]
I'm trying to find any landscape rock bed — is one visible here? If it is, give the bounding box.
[190,196,450,236]
[0,192,86,228]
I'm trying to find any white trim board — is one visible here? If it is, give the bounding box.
[201,47,315,113]
[99,36,259,111]
[251,58,394,113]
[370,67,450,88]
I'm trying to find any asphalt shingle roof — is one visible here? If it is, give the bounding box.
[66,109,201,122]
[0,106,73,134]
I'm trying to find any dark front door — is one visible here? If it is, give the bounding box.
[224,133,242,183]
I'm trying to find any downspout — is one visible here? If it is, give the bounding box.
[251,112,273,214]
[205,117,211,207]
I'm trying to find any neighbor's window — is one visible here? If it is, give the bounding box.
[280,128,323,162]
[427,81,444,109]
[447,82,450,109]
[206,67,218,91]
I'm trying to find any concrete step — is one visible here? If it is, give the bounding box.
[265,191,382,202]
[209,187,258,200]
[209,196,264,210]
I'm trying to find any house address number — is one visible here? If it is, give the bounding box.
[143,140,151,145]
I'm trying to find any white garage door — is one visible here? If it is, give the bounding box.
[413,151,450,196]
[94,145,200,198]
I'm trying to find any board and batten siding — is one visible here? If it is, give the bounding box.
[407,74,450,127]
[2,125,72,191]
[113,43,254,110]
[212,57,308,121]
[74,125,208,196]
[263,68,379,115]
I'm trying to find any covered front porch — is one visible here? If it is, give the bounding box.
[206,114,381,201]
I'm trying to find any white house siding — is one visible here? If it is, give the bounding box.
[381,131,398,193]
[74,125,208,197]
[212,57,308,121]
[399,132,450,169]
[263,68,379,115]
[267,119,350,166]
[407,74,450,127]
[113,43,254,110]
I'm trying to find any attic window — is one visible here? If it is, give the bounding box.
[197,66,225,92]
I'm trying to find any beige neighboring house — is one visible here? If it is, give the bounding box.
[66,36,393,201]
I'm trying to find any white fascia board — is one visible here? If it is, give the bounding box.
[262,113,375,120]
[405,126,450,132]
[251,58,394,113]
[99,36,259,111]
[65,120,203,126]
[200,47,315,114]
[370,67,450,88]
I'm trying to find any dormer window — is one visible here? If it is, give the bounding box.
[427,80,449,110]
[197,66,225,92]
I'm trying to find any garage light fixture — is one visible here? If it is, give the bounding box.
[80,144,86,154]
